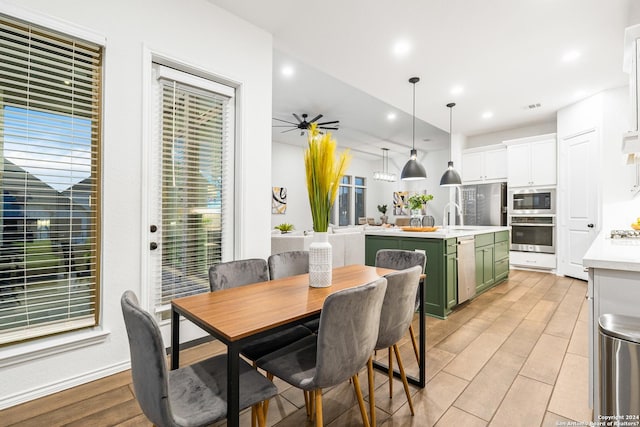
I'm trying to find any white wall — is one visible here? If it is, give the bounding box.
[0,0,272,408]
[466,120,557,149]
[600,86,640,229]
[271,142,450,230]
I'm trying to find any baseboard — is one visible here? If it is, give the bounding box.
[0,360,130,410]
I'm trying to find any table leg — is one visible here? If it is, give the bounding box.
[227,342,240,427]
[418,278,426,387]
[171,307,180,370]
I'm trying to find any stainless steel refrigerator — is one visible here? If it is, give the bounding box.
[459,182,508,226]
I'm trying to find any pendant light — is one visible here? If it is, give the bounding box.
[400,77,427,180]
[439,102,462,186]
[374,148,397,182]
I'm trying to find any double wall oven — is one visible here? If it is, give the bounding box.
[508,188,556,254]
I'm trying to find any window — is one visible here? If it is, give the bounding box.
[338,176,351,226]
[0,16,102,344]
[151,65,234,314]
[333,175,366,226]
[354,176,366,221]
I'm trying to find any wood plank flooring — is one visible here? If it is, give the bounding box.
[1,269,591,426]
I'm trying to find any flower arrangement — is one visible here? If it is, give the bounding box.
[304,123,351,232]
[407,193,434,210]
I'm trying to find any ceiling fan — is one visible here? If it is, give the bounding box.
[272,113,339,135]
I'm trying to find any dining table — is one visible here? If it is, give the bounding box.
[170,264,426,427]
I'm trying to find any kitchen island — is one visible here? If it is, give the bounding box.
[365,226,511,318]
[583,232,640,416]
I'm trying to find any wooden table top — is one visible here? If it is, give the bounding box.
[171,264,395,342]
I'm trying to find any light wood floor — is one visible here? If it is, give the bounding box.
[1,269,591,426]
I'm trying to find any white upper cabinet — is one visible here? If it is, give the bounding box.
[504,133,557,188]
[461,144,507,183]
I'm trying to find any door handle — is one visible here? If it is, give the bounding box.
[587,224,594,228]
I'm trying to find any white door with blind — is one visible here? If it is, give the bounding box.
[559,129,599,280]
[147,64,235,331]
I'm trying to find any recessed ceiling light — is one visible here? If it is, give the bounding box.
[281,65,294,77]
[562,50,581,62]
[482,111,494,119]
[392,40,411,57]
[450,85,464,95]
[387,112,397,121]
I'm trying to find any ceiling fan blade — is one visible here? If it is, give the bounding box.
[272,125,296,127]
[272,117,298,125]
[281,128,299,133]
[292,113,302,123]
[319,127,339,130]
[316,120,339,126]
[309,114,323,123]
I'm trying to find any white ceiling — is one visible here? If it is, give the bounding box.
[210,0,636,159]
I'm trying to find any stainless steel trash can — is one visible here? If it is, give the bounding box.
[599,313,640,417]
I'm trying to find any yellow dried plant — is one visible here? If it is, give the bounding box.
[304,123,351,232]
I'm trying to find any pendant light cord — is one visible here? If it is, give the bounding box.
[412,82,416,150]
[447,102,456,160]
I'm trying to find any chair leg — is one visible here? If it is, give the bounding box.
[352,374,371,427]
[315,388,323,427]
[388,347,393,398]
[304,390,310,418]
[409,324,420,364]
[393,344,415,416]
[367,357,376,427]
[263,372,274,419]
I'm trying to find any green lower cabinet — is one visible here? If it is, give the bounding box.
[364,236,400,266]
[445,252,457,309]
[365,232,508,319]
[365,235,454,318]
[475,234,495,295]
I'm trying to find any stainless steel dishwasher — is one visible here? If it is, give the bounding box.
[457,235,476,304]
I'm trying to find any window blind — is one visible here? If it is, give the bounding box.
[0,16,102,344]
[154,67,233,309]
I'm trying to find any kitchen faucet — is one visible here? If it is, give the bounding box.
[443,202,463,228]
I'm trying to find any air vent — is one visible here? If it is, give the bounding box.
[527,103,542,109]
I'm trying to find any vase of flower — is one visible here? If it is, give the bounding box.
[309,232,332,287]
[304,123,351,287]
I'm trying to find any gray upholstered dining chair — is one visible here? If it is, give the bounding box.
[268,250,309,279]
[208,258,270,292]
[366,266,422,426]
[120,290,277,427]
[375,249,426,365]
[208,258,313,362]
[255,277,388,427]
[208,258,313,426]
[268,251,320,333]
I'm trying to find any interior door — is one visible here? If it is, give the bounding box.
[559,129,599,280]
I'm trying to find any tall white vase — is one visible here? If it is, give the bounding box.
[309,232,332,287]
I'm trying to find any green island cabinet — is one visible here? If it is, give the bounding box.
[365,230,509,319]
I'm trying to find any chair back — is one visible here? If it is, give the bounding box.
[375,249,426,273]
[121,291,172,427]
[314,278,387,388]
[376,266,422,350]
[268,251,309,279]
[208,258,269,292]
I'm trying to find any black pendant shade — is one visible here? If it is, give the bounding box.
[401,149,427,180]
[440,102,462,186]
[401,77,427,181]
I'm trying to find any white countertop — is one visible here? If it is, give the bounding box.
[364,225,511,240]
[583,231,640,272]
